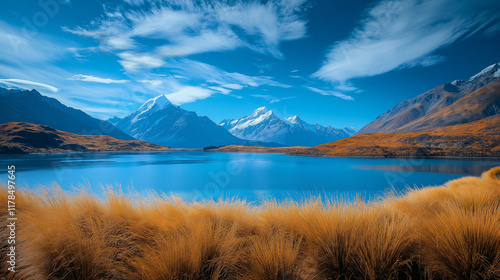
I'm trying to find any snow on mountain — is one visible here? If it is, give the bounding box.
[358,61,500,134]
[129,94,172,124]
[220,107,356,146]
[469,63,500,81]
[114,94,242,148]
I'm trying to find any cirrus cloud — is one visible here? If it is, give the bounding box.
[0,78,59,92]
[305,86,354,101]
[69,74,130,84]
[64,0,309,60]
[313,0,500,82]
[165,86,215,105]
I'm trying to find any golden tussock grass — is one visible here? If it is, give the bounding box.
[1,167,500,279]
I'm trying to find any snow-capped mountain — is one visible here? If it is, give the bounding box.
[113,95,242,148]
[358,62,500,134]
[220,107,356,146]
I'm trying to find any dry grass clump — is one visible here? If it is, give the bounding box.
[0,167,499,279]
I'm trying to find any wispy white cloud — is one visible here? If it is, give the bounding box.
[314,0,500,82]
[0,79,59,92]
[162,58,291,89]
[138,80,163,86]
[173,75,189,80]
[252,94,296,104]
[64,0,308,59]
[59,1,303,107]
[69,74,129,84]
[305,86,354,101]
[208,86,232,95]
[117,52,165,72]
[222,84,244,90]
[165,86,215,105]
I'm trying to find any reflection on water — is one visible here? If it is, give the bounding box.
[353,162,499,176]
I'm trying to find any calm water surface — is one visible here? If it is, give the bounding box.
[1,151,499,202]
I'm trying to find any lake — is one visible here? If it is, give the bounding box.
[1,151,499,202]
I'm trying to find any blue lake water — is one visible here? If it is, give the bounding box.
[1,151,499,202]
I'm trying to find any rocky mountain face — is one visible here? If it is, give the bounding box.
[292,116,500,158]
[220,107,355,146]
[113,94,243,148]
[357,62,500,134]
[0,87,133,140]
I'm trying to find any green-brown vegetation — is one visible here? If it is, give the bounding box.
[0,122,170,153]
[1,167,500,279]
[290,116,500,157]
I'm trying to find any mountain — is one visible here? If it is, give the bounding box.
[0,87,133,140]
[0,122,169,154]
[291,116,500,158]
[220,107,355,146]
[113,94,243,148]
[357,62,500,134]
[395,81,500,132]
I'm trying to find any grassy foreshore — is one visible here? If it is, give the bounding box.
[2,167,500,279]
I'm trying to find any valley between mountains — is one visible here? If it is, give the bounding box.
[1,62,499,157]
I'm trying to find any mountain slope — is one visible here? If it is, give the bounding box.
[220,107,355,146]
[114,94,242,148]
[395,81,500,132]
[291,116,500,158]
[0,122,169,154]
[358,62,500,134]
[0,87,133,140]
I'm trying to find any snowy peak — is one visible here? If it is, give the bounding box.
[469,62,500,81]
[220,107,355,146]
[114,95,241,148]
[287,115,300,124]
[139,94,171,112]
[130,94,172,123]
[250,106,270,117]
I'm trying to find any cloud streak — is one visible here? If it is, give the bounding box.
[64,0,308,59]
[305,86,354,101]
[0,79,59,92]
[313,0,500,82]
[69,74,129,84]
[165,86,215,105]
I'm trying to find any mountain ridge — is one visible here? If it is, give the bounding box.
[357,62,500,134]
[291,116,500,158]
[0,87,134,140]
[220,106,355,146]
[114,95,244,148]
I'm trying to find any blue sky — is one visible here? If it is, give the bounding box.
[1,0,499,129]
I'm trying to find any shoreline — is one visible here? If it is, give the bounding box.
[2,148,500,160]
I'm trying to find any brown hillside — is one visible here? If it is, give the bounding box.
[290,117,500,158]
[0,122,171,153]
[357,63,500,134]
[397,82,500,132]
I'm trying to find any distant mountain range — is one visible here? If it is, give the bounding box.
[0,87,133,140]
[220,107,356,146]
[0,87,354,149]
[7,62,498,152]
[358,62,500,134]
[109,94,243,148]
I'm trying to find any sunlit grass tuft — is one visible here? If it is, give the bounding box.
[1,167,499,279]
